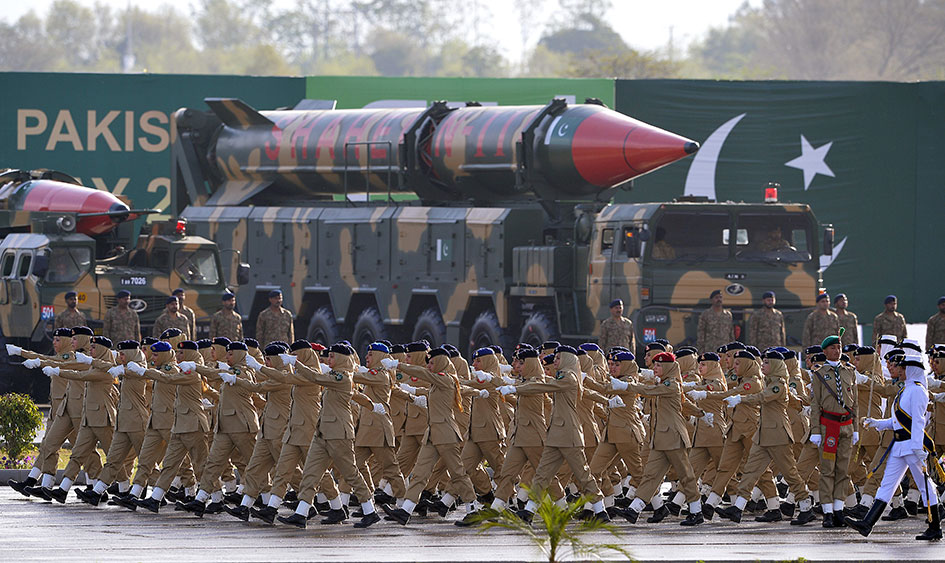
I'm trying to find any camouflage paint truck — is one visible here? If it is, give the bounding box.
[171,98,834,356]
[0,169,237,398]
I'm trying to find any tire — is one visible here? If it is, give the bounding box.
[412,308,446,347]
[519,312,559,349]
[351,308,388,354]
[306,307,339,347]
[467,310,504,358]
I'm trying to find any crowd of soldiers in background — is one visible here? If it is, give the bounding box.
[4,286,945,540]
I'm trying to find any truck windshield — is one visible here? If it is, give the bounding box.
[45,247,91,283]
[174,248,220,286]
[650,212,729,262]
[734,213,812,262]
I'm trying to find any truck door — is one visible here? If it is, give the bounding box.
[607,225,644,310]
[2,250,35,337]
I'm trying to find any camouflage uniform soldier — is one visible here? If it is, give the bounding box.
[749,291,785,351]
[211,292,243,341]
[872,295,907,347]
[833,294,858,347]
[803,293,839,350]
[172,288,196,339]
[152,296,193,339]
[697,290,733,354]
[103,289,141,343]
[599,299,635,353]
[55,291,86,330]
[925,296,945,351]
[255,289,294,346]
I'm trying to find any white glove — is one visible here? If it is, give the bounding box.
[278,354,297,366]
[179,361,197,373]
[412,395,427,408]
[580,372,588,381]
[610,377,629,391]
[110,350,118,362]
[220,372,237,385]
[42,366,59,377]
[501,375,515,385]
[640,368,655,380]
[810,434,822,447]
[927,376,943,390]
[357,365,369,374]
[381,358,399,369]
[478,389,490,399]
[126,361,145,375]
[724,395,742,408]
[701,412,715,427]
[474,370,492,383]
[6,344,22,356]
[687,390,707,401]
[801,406,811,417]
[372,403,387,414]
[108,366,125,378]
[682,381,698,389]
[23,358,41,369]
[245,356,263,370]
[200,398,215,409]
[75,352,93,365]
[500,364,512,374]
[862,417,877,428]
[399,383,418,394]
[607,396,626,409]
[852,431,859,445]
[855,372,869,385]
[319,363,331,374]
[217,361,230,370]
[933,392,945,403]
[497,385,516,396]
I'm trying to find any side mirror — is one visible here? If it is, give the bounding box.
[32,253,49,279]
[623,227,642,258]
[236,262,251,286]
[638,228,651,241]
[822,226,834,256]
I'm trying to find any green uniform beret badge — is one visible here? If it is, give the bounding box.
[772,385,780,393]
[61,353,70,359]
[396,373,402,380]
[232,368,241,376]
[663,380,671,387]
[729,374,738,381]
[335,373,343,381]
[555,374,564,380]
[164,364,173,371]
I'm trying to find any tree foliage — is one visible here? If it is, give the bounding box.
[0,393,43,462]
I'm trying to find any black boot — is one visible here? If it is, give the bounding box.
[136,497,161,513]
[833,511,846,528]
[905,498,919,516]
[791,509,817,525]
[621,507,640,524]
[755,509,782,522]
[47,487,68,504]
[917,502,943,541]
[646,504,670,523]
[354,511,381,528]
[717,505,742,523]
[666,501,681,516]
[204,501,225,514]
[822,512,837,528]
[780,502,796,518]
[25,485,51,501]
[251,505,278,524]
[844,503,868,520]
[76,488,103,506]
[845,500,886,537]
[223,491,242,505]
[224,504,250,521]
[277,513,308,529]
[178,499,207,517]
[382,504,411,526]
[9,477,37,497]
[454,511,480,527]
[701,503,715,521]
[320,508,348,524]
[680,511,704,526]
[882,505,909,521]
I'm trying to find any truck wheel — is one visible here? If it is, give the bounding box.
[468,311,504,358]
[519,312,559,349]
[307,307,339,347]
[412,309,446,347]
[352,308,388,354]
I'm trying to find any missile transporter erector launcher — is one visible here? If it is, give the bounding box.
[173,97,834,356]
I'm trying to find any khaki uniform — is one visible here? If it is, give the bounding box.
[494,371,551,500]
[803,309,840,350]
[152,310,193,340]
[179,304,197,340]
[706,366,766,497]
[351,367,405,497]
[848,366,885,489]
[748,308,785,351]
[235,370,292,498]
[198,364,260,493]
[132,374,194,489]
[396,370,430,475]
[54,307,86,330]
[463,372,508,495]
[211,308,244,341]
[836,310,859,346]
[103,306,141,343]
[58,365,119,482]
[698,308,734,355]
[96,367,150,486]
[265,366,320,499]
[926,313,945,351]
[255,306,294,347]
[687,376,729,486]
[871,310,907,347]
[599,316,635,354]
[587,376,647,496]
[809,361,858,501]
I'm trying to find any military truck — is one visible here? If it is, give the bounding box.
[170,98,834,356]
[0,169,240,399]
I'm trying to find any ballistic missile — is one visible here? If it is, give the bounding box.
[176,97,698,205]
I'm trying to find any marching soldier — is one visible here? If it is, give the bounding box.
[104,289,141,343]
[255,289,294,346]
[172,288,197,339]
[749,291,786,350]
[872,295,907,347]
[54,291,86,329]
[926,296,945,352]
[698,290,734,355]
[803,293,839,351]
[685,352,728,501]
[152,296,192,340]
[834,294,859,347]
[599,299,635,354]
[211,292,243,341]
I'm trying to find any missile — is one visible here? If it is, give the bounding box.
[179,97,698,205]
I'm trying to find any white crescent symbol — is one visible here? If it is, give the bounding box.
[557,123,569,136]
[683,113,746,200]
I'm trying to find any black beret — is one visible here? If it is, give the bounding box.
[390,344,406,354]
[654,338,669,346]
[556,345,577,355]
[268,289,282,298]
[160,328,183,339]
[378,340,393,348]
[221,292,235,301]
[516,348,538,360]
[884,348,904,360]
[843,344,858,353]
[287,340,310,352]
[726,342,746,351]
[165,296,178,305]
[428,347,449,359]
[609,299,623,308]
[244,338,259,349]
[116,290,131,299]
[782,350,798,360]
[117,340,139,350]
[213,337,231,347]
[489,344,503,355]
[804,345,822,355]
[734,350,754,360]
[810,353,827,363]
[840,353,851,363]
[699,352,720,362]
[264,343,288,356]
[172,288,185,296]
[676,348,696,358]
[406,341,429,353]
[816,293,829,303]
[227,341,248,351]
[677,346,698,354]
[541,354,555,366]
[541,340,561,351]
[611,346,629,353]
[72,326,93,336]
[645,342,666,352]
[762,291,775,299]
[710,289,722,299]
[575,349,587,356]
[444,346,460,358]
[142,337,159,346]
[196,339,213,349]
[65,291,77,299]
[745,346,761,358]
[177,340,198,350]
[330,343,353,355]
[54,328,73,337]
[92,336,112,348]
[762,350,784,360]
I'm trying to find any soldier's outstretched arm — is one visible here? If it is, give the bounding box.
[56,368,113,382]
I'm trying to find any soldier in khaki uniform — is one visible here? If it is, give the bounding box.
[698,290,734,355]
[464,348,508,499]
[255,289,294,346]
[809,331,858,527]
[803,293,840,350]
[599,299,635,354]
[104,289,141,343]
[54,291,86,330]
[843,345,886,518]
[834,294,859,347]
[749,291,785,351]
[872,295,907,347]
[395,342,432,477]
[172,288,197,339]
[276,343,381,529]
[926,297,945,351]
[716,350,817,525]
[685,352,729,496]
[211,292,243,341]
[152,296,193,339]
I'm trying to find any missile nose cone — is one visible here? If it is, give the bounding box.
[684,141,700,155]
[108,201,131,223]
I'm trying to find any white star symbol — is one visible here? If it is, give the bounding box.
[785,135,835,190]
